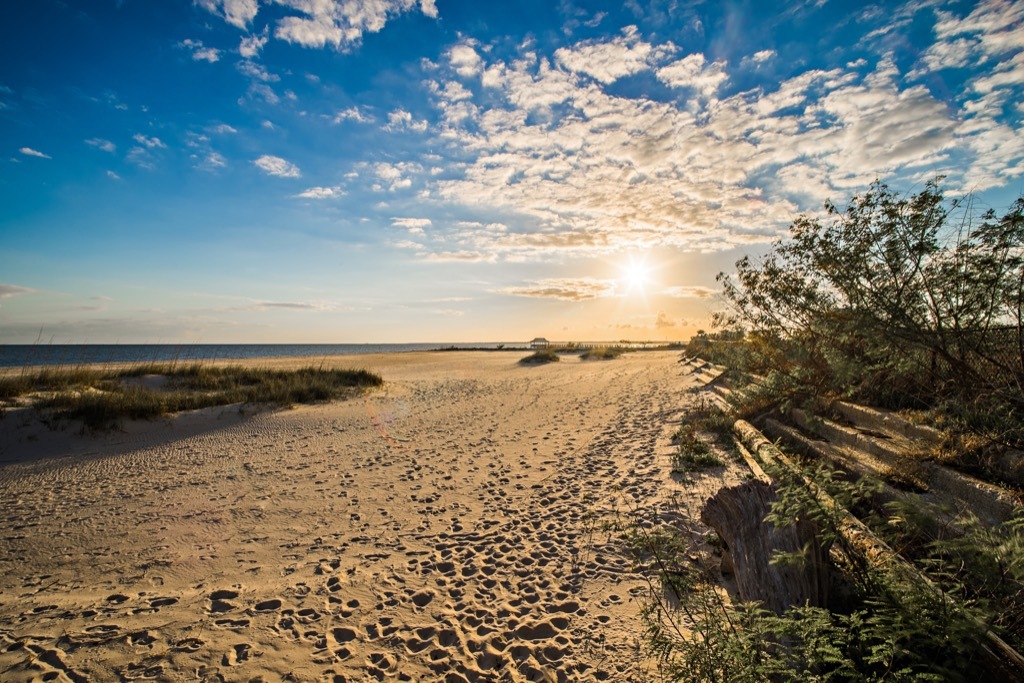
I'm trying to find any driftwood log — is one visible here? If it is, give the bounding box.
[733,418,1024,681]
[701,479,829,614]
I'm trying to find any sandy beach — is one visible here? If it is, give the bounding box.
[0,350,729,682]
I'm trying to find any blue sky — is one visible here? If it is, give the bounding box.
[2,0,1022,343]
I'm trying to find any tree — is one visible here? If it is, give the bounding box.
[716,179,1024,440]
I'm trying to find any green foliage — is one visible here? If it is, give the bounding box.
[519,349,560,364]
[3,363,383,429]
[580,346,624,360]
[633,463,1018,681]
[715,179,1024,445]
[882,499,1024,649]
[670,424,725,473]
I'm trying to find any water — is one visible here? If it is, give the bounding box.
[0,343,524,368]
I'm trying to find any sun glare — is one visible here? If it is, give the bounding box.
[620,257,653,295]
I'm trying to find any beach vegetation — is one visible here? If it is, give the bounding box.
[0,363,383,429]
[519,349,560,364]
[580,347,625,360]
[706,179,1024,461]
[670,423,725,474]
[631,462,1024,682]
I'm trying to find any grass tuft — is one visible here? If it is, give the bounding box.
[670,423,725,473]
[580,347,624,360]
[2,363,383,430]
[519,349,560,365]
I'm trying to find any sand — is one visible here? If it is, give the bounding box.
[0,350,726,682]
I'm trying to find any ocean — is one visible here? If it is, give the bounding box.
[0,343,523,368]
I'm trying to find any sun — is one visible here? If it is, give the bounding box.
[620,257,653,294]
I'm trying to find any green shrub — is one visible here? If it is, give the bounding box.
[6,364,383,429]
[581,347,624,360]
[519,349,560,364]
[633,463,1022,681]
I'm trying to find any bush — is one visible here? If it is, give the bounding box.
[581,347,624,360]
[714,179,1024,446]
[519,349,560,364]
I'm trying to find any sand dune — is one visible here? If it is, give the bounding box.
[0,350,716,682]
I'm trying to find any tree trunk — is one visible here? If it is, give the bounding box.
[701,479,829,615]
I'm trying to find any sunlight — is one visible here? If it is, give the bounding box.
[619,257,653,295]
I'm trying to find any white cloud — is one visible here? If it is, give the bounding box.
[742,49,777,68]
[127,146,156,169]
[497,278,618,301]
[202,152,228,169]
[239,29,269,58]
[209,124,238,134]
[333,106,373,124]
[106,170,122,180]
[254,154,301,177]
[294,185,344,198]
[85,138,116,153]
[246,83,280,105]
[554,25,657,84]
[372,161,421,191]
[662,285,718,299]
[270,0,440,51]
[237,60,279,82]
[385,108,428,132]
[419,0,438,19]
[19,147,50,159]
[132,133,166,148]
[179,38,221,63]
[656,53,729,96]
[195,0,259,29]
[391,217,431,234]
[424,250,496,263]
[448,42,483,78]
[411,25,1019,263]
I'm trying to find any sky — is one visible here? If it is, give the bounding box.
[1,0,1023,344]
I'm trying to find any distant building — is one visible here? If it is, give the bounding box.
[530,337,550,349]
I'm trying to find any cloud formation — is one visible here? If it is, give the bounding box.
[254,154,301,177]
[497,278,618,301]
[195,0,258,29]
[132,134,166,148]
[294,185,343,198]
[411,12,1023,263]
[179,38,221,62]
[662,285,717,299]
[19,147,50,159]
[200,0,440,51]
[0,284,35,299]
[85,138,116,153]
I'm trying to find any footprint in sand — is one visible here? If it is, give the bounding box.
[254,598,282,612]
[207,588,240,614]
[222,642,254,666]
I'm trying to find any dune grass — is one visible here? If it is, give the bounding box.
[519,349,561,365]
[0,363,383,429]
[580,347,624,360]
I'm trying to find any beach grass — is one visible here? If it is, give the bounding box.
[670,423,724,473]
[580,347,624,360]
[519,349,560,364]
[0,363,383,429]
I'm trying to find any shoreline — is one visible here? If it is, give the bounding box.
[0,342,684,371]
[0,350,736,682]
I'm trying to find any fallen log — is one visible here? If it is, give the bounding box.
[733,419,1024,681]
[701,479,829,614]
